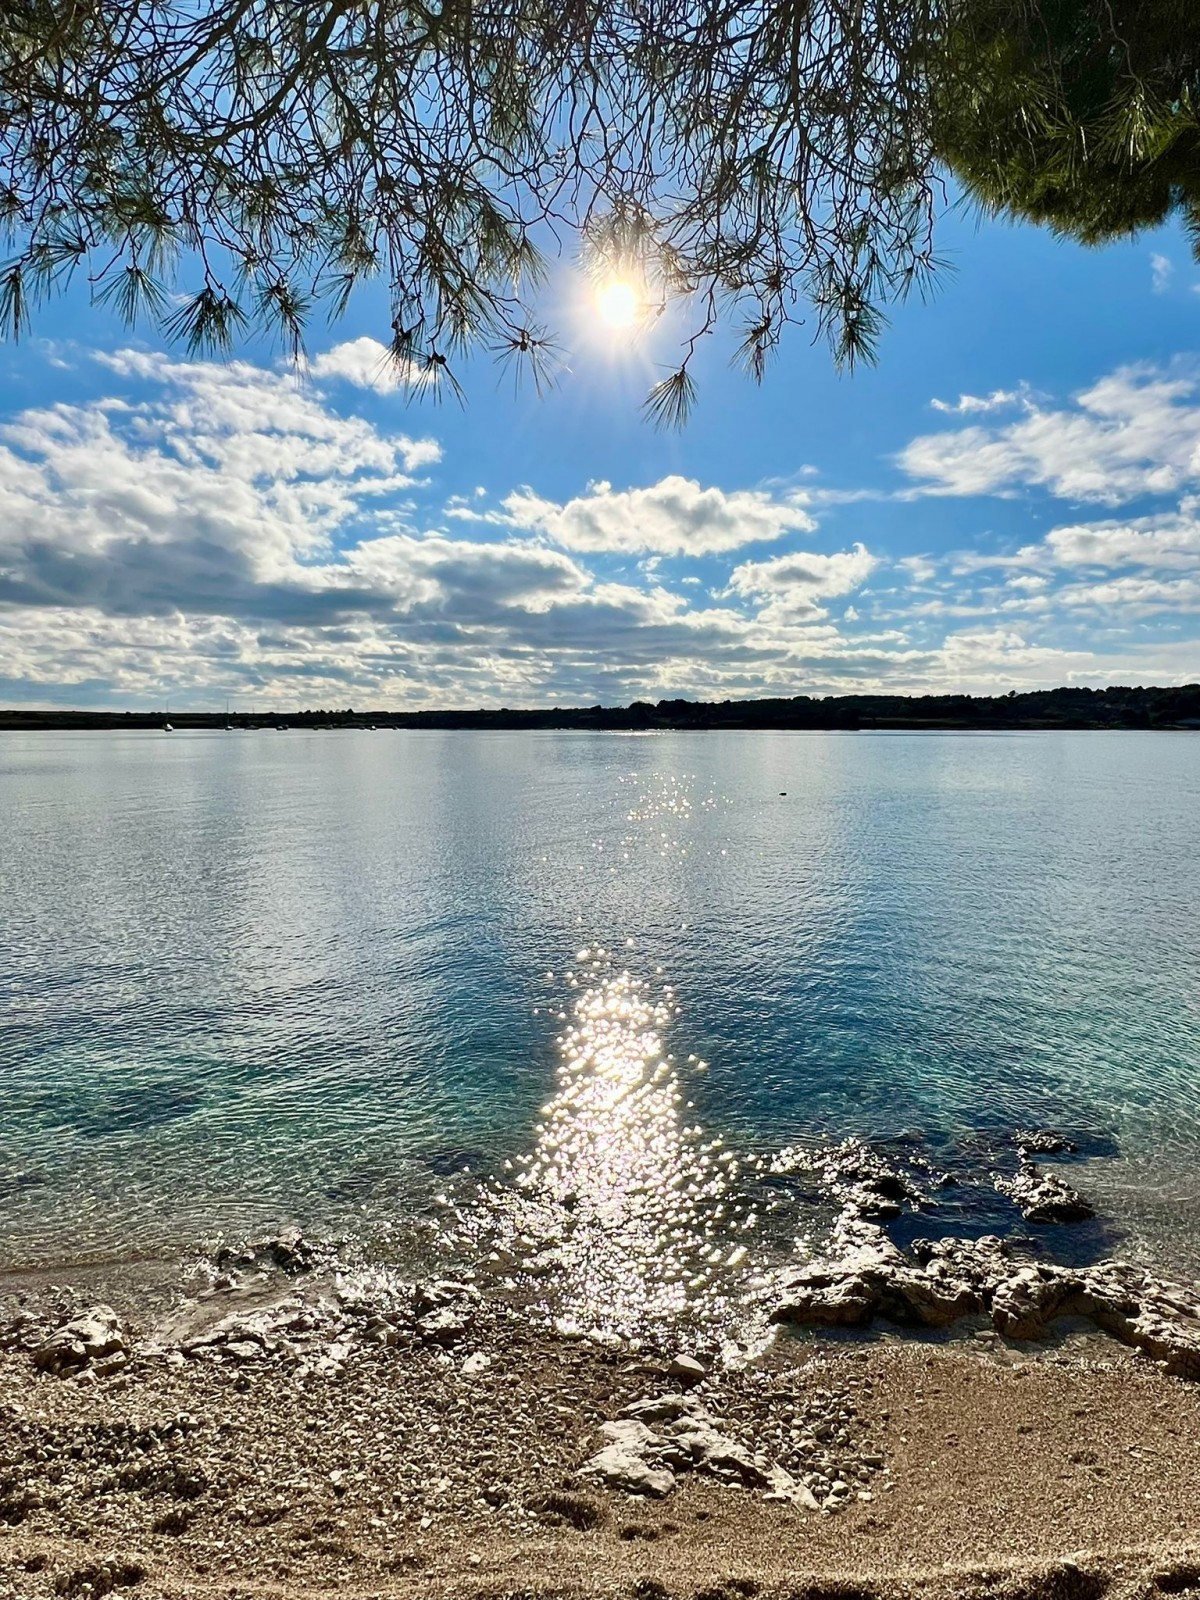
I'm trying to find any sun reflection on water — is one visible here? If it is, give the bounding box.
[473,947,762,1340]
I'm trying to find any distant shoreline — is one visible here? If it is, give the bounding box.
[2,683,1199,733]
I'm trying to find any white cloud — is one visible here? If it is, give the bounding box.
[725,544,877,620]
[1058,574,1200,614]
[930,389,1023,415]
[308,337,414,394]
[1043,502,1200,570]
[0,352,442,621]
[3,347,1199,709]
[503,475,817,555]
[1152,253,1174,294]
[900,365,1200,504]
[898,554,938,583]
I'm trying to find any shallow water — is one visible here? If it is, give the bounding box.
[1,728,1198,1317]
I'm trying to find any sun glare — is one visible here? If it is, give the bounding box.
[595,278,640,330]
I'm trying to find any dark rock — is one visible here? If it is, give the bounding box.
[216,1228,316,1275]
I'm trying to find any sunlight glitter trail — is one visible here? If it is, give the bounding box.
[478,948,758,1337]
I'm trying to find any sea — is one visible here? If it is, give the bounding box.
[2,728,1198,1331]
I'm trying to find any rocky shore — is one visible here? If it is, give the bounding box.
[763,1144,1200,1379]
[3,1204,1200,1600]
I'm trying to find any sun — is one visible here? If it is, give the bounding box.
[595,279,640,330]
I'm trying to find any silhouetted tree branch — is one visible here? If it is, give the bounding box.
[1,0,1195,415]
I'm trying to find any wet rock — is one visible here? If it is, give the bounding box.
[770,1223,910,1328]
[903,1234,1012,1325]
[417,1307,473,1345]
[217,1228,317,1275]
[769,1220,1200,1379]
[412,1280,479,1317]
[774,1229,1030,1335]
[772,1139,924,1223]
[996,1162,1095,1224]
[33,1307,127,1378]
[1015,1130,1079,1157]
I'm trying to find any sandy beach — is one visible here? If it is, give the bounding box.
[2,1246,1199,1600]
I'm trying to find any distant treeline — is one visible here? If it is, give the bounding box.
[2,684,1199,732]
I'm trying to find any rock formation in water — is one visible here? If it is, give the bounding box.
[767,1145,1200,1380]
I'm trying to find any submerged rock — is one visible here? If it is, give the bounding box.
[996,1161,1095,1223]
[1015,1130,1079,1156]
[772,1138,925,1224]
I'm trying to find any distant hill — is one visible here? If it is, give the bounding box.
[2,684,1199,732]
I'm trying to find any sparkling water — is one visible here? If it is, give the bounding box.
[2,728,1198,1304]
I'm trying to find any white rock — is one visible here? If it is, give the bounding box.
[668,1353,707,1387]
[579,1444,676,1498]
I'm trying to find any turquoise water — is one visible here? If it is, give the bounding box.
[1,728,1198,1292]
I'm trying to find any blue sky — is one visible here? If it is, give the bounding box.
[1,202,1199,708]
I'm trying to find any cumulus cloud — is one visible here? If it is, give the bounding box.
[901,365,1200,503]
[1152,254,1174,294]
[503,475,817,555]
[308,337,414,394]
[1058,574,1200,613]
[0,351,445,624]
[1043,501,1200,570]
[0,364,596,631]
[0,350,884,703]
[3,346,1199,708]
[725,544,878,618]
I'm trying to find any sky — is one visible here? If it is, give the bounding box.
[1,203,1199,709]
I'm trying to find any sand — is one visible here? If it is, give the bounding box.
[2,1271,1199,1600]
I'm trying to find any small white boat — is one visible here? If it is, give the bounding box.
[163,722,174,732]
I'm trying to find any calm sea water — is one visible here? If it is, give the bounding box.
[2,728,1198,1308]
